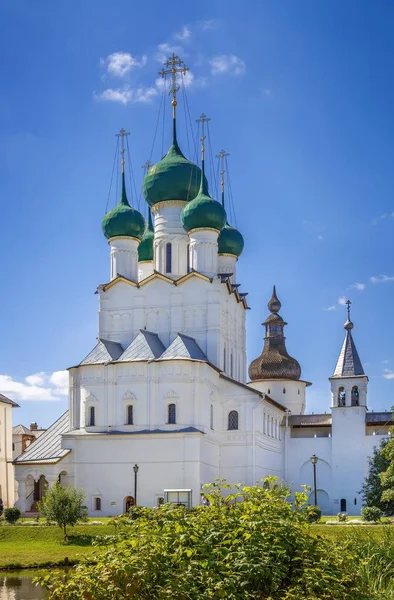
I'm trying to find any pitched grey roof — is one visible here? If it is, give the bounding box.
[332,331,364,377]
[14,411,70,464]
[160,333,207,361]
[13,424,33,435]
[0,393,19,407]
[289,414,332,427]
[80,339,124,365]
[366,412,394,425]
[118,330,165,361]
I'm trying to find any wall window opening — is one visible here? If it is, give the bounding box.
[95,497,101,511]
[338,387,346,407]
[228,410,239,431]
[187,244,190,273]
[126,405,133,425]
[166,242,172,274]
[340,498,346,512]
[88,406,95,427]
[351,386,359,406]
[210,404,214,430]
[283,387,286,394]
[168,403,176,424]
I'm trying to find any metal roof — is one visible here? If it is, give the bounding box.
[366,412,393,425]
[0,393,19,407]
[289,414,332,427]
[80,339,124,365]
[332,331,364,378]
[14,411,70,465]
[160,333,207,361]
[118,330,165,361]
[12,424,33,435]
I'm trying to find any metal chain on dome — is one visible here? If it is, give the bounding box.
[105,136,120,214]
[181,75,198,160]
[180,79,191,157]
[125,135,140,211]
[148,82,165,164]
[206,121,218,199]
[225,154,238,228]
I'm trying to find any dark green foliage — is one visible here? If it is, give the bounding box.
[37,483,86,541]
[361,506,382,522]
[381,417,394,508]
[361,438,394,515]
[42,478,376,599]
[4,507,21,524]
[305,504,322,523]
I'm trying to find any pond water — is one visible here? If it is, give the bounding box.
[0,571,48,599]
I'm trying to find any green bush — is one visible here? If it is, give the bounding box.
[305,505,322,523]
[41,478,374,600]
[337,512,348,522]
[361,506,382,522]
[4,507,21,524]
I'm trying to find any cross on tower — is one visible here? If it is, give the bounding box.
[158,53,189,117]
[346,299,352,320]
[141,159,152,174]
[116,128,130,172]
[196,113,211,161]
[216,149,230,196]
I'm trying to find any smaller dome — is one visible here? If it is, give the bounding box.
[102,174,145,241]
[138,209,154,262]
[344,319,354,331]
[268,286,281,313]
[181,163,226,233]
[218,223,244,257]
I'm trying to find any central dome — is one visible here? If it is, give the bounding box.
[142,123,206,207]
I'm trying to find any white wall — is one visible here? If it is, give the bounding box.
[0,402,15,508]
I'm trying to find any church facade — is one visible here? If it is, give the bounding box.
[13,57,393,516]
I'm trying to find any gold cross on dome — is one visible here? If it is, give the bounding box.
[116,128,130,172]
[346,299,352,319]
[216,149,230,194]
[196,113,211,161]
[158,53,189,116]
[141,159,152,174]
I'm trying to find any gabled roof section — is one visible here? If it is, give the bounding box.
[0,393,19,407]
[14,411,70,465]
[100,275,138,292]
[118,330,165,361]
[332,331,365,377]
[13,424,33,435]
[138,271,174,286]
[160,333,207,361]
[80,339,124,365]
[175,271,212,285]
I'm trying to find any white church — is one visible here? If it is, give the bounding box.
[10,55,393,517]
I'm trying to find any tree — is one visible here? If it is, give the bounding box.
[381,416,394,508]
[360,438,394,515]
[37,482,86,541]
[41,478,373,600]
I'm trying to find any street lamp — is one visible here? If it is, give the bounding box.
[310,454,318,506]
[133,464,139,506]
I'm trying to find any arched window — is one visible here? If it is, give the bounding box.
[351,386,359,406]
[283,387,286,394]
[210,404,214,430]
[168,403,176,424]
[338,387,346,407]
[187,244,190,273]
[228,410,239,430]
[95,497,101,511]
[340,498,346,512]
[88,406,95,427]
[126,405,133,425]
[166,242,172,273]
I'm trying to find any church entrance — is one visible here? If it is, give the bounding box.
[124,496,135,513]
[340,498,347,512]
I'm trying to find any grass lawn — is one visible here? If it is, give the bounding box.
[312,523,390,539]
[0,524,115,569]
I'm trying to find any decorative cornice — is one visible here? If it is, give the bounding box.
[152,200,186,213]
[188,227,220,235]
[108,236,140,244]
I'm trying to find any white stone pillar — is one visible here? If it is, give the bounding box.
[152,201,189,279]
[109,237,139,282]
[189,229,219,278]
[15,479,27,513]
[138,261,154,281]
[218,254,237,283]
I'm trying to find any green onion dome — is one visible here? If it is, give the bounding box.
[142,121,207,207]
[181,161,226,233]
[218,223,244,257]
[138,209,154,262]
[102,173,146,241]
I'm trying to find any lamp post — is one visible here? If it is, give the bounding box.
[133,464,139,506]
[310,454,318,506]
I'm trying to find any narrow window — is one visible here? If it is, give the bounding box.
[223,346,226,372]
[187,244,190,273]
[230,353,233,377]
[338,387,346,407]
[89,406,95,427]
[228,410,239,431]
[127,405,133,425]
[267,388,270,394]
[168,403,176,424]
[95,497,101,511]
[210,405,214,430]
[351,386,359,406]
[340,498,346,512]
[298,389,300,395]
[283,387,286,394]
[166,242,172,273]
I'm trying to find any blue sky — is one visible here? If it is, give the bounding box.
[1,0,394,428]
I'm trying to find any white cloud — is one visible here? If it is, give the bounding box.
[338,296,347,306]
[103,52,147,77]
[351,282,366,291]
[95,85,158,105]
[384,369,394,380]
[210,54,246,76]
[370,275,394,284]
[317,235,324,241]
[175,25,191,41]
[372,212,394,225]
[155,43,184,64]
[325,296,348,312]
[0,370,69,402]
[383,359,390,364]
[326,305,337,312]
[200,19,217,31]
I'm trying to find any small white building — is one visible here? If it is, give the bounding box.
[12,76,392,516]
[0,393,19,509]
